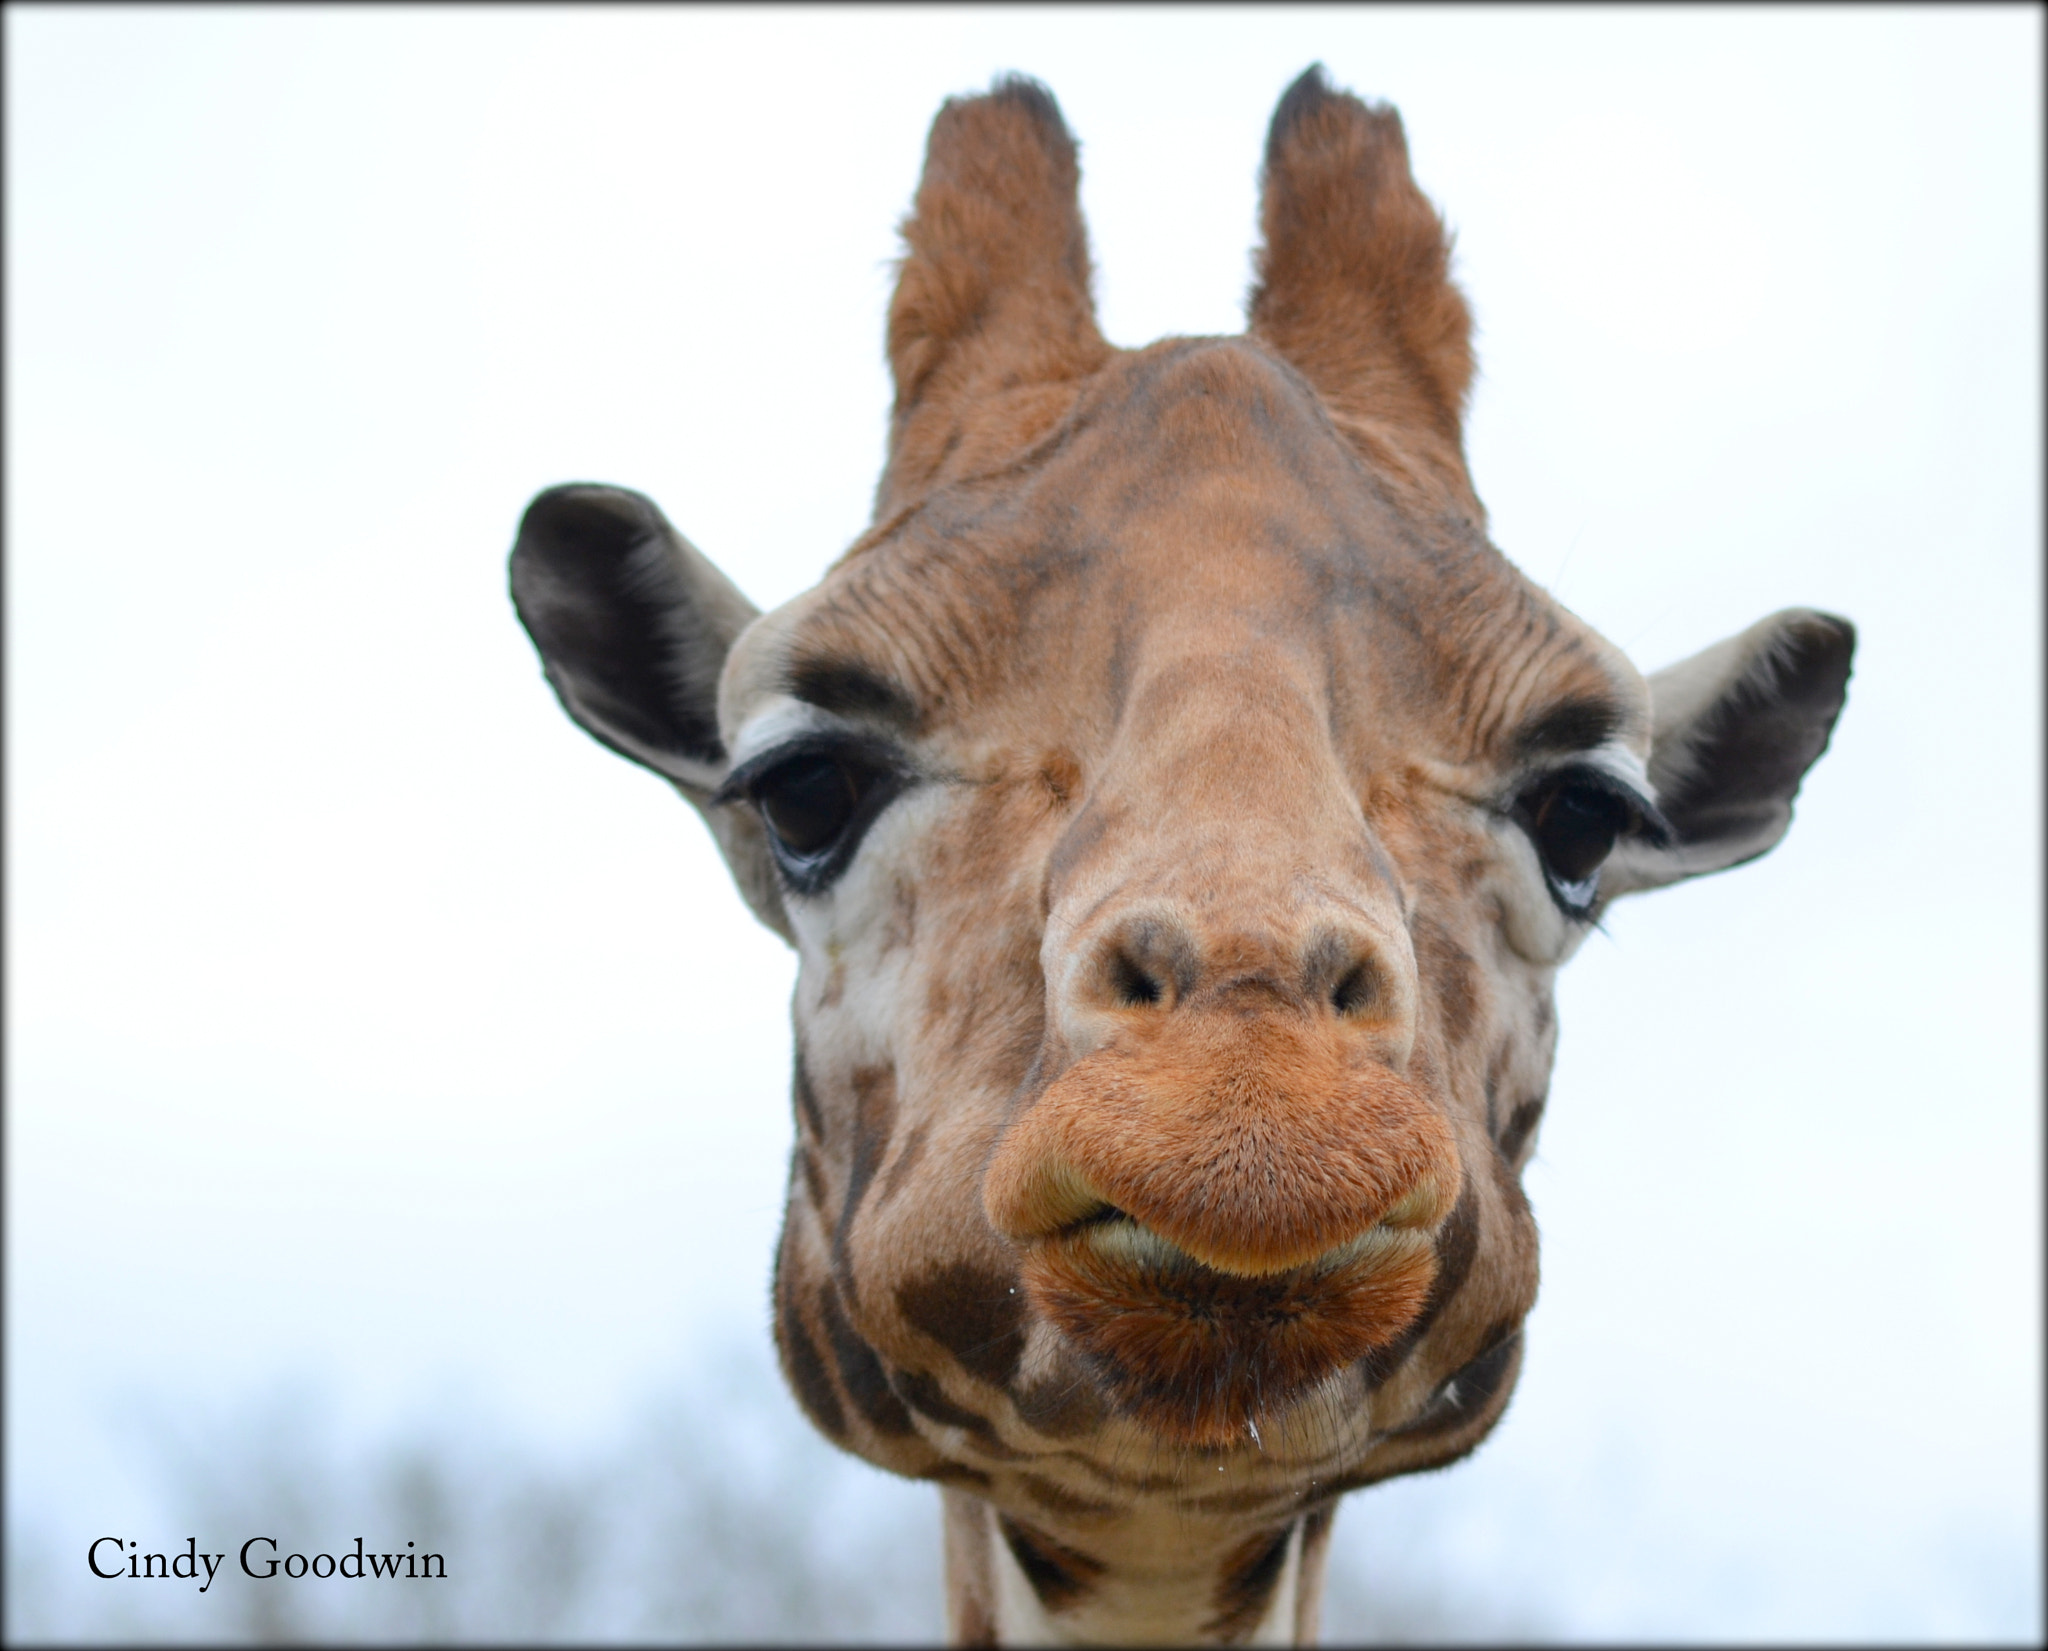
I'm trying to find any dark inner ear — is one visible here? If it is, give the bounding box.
[510,485,730,774]
[1653,614,1855,849]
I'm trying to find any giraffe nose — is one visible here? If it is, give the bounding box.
[1055,906,1418,1071]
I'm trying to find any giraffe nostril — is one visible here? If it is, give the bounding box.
[1109,951,1164,1008]
[1330,962,1377,1017]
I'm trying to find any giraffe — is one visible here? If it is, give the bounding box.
[509,68,1853,1646]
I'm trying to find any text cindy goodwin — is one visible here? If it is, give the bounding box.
[89,1537,446,1591]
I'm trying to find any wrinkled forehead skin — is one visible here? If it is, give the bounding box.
[717,333,1651,1494]
[726,336,1647,826]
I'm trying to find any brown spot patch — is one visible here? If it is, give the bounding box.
[1488,1123,1534,1226]
[1411,910,1481,1047]
[1019,1472,1118,1520]
[1340,1331,1528,1488]
[792,1049,826,1144]
[797,1139,828,1215]
[1189,1485,1302,1516]
[956,1590,998,1649]
[1384,1326,1523,1442]
[892,1369,1025,1460]
[1297,1505,1336,1642]
[1482,1039,1513,1138]
[1208,1523,1295,1641]
[817,1280,915,1437]
[895,1261,1028,1389]
[1361,1171,1480,1386]
[996,1512,1104,1612]
[922,972,957,1039]
[1039,750,1081,806]
[920,1461,994,1489]
[882,874,917,952]
[775,1254,845,1442]
[945,1483,1000,1647]
[1319,1462,1395,1497]
[1060,1462,1193,1494]
[876,1122,930,1208]
[831,1063,898,1300]
[930,913,1046,1072]
[1012,1371,1110,1439]
[1497,1093,1546,1167]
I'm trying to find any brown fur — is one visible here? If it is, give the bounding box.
[997,1511,1106,1611]
[1209,1525,1298,1641]
[1294,1508,1337,1644]
[1027,1227,1436,1447]
[944,1488,1001,1645]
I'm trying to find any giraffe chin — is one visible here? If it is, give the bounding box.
[1020,1218,1439,1449]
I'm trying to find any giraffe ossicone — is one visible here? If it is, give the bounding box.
[511,65,1852,1648]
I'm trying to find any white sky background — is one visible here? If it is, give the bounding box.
[7,5,2041,1641]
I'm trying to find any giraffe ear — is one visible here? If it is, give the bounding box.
[1248,66,1476,502]
[1602,609,1856,898]
[510,483,792,942]
[879,75,1109,511]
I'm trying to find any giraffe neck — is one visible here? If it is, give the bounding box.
[941,1488,1333,1646]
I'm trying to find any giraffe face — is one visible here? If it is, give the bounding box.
[510,70,1851,1640]
[716,335,1631,1472]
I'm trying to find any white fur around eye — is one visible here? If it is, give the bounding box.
[1488,814,1591,966]
[780,782,961,1079]
[727,694,834,770]
[782,780,952,942]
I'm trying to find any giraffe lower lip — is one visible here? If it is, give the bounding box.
[1020,1216,1439,1447]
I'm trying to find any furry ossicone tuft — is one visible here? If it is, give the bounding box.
[1249,65,1477,499]
[879,75,1109,514]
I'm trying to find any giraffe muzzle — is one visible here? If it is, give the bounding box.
[982,1002,1461,1445]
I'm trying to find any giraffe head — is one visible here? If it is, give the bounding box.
[513,69,1851,1643]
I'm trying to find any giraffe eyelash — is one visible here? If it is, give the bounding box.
[719,734,914,895]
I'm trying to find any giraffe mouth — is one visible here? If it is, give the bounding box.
[1017,1209,1438,1449]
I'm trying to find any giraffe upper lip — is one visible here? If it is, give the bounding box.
[981,1057,1463,1276]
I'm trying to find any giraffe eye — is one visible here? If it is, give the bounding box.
[733,741,909,894]
[758,755,868,856]
[1515,771,1642,913]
